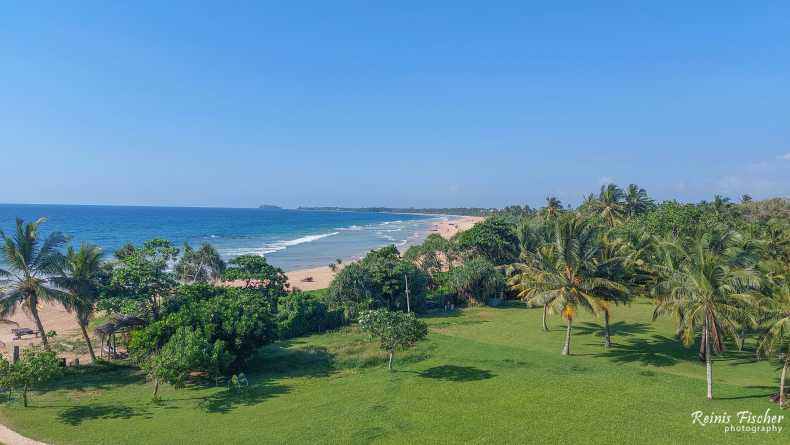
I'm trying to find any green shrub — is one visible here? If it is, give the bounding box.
[276,292,346,339]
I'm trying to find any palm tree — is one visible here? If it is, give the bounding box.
[757,278,790,407]
[590,184,625,227]
[624,184,654,217]
[508,215,627,354]
[52,243,104,361]
[175,243,225,283]
[509,244,559,331]
[543,197,562,221]
[712,195,731,216]
[653,230,760,400]
[0,218,68,349]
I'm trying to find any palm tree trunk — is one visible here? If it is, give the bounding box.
[22,384,28,408]
[603,309,612,348]
[153,379,160,399]
[542,304,549,331]
[562,317,572,355]
[29,298,49,349]
[704,319,713,400]
[79,320,96,362]
[388,351,394,370]
[779,355,789,407]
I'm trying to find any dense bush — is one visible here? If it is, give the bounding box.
[453,217,519,265]
[276,292,346,339]
[328,245,430,316]
[129,284,276,374]
[447,256,506,305]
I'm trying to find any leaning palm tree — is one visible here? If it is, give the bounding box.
[509,244,560,331]
[757,278,790,407]
[509,215,627,354]
[52,243,104,361]
[0,217,68,349]
[653,231,760,400]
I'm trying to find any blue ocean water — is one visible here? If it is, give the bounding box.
[0,204,443,271]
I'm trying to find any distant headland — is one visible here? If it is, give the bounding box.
[258,204,282,209]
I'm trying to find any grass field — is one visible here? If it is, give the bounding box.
[0,300,786,444]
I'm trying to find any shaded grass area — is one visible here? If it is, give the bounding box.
[0,302,786,444]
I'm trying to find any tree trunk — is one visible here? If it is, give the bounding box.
[603,309,612,348]
[704,319,713,400]
[780,355,789,407]
[22,385,28,408]
[153,379,160,399]
[29,299,49,349]
[562,317,572,355]
[542,304,549,331]
[388,351,394,370]
[79,321,96,362]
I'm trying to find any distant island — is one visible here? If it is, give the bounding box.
[297,206,496,216]
[258,204,282,209]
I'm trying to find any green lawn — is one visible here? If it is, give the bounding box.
[1,301,786,444]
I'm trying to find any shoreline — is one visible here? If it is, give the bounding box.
[0,215,483,361]
[285,215,482,291]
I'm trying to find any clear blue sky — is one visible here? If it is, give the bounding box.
[1,1,789,208]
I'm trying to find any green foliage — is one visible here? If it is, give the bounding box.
[223,255,288,294]
[357,309,428,369]
[129,284,275,374]
[447,257,505,305]
[174,243,225,283]
[140,327,222,399]
[403,233,454,277]
[107,239,179,320]
[0,348,62,407]
[453,217,518,265]
[328,246,430,316]
[0,217,69,349]
[276,292,346,339]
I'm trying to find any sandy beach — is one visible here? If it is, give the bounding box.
[0,215,483,361]
[285,215,482,290]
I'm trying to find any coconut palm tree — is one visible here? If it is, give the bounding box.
[590,184,626,227]
[508,215,627,354]
[653,230,760,400]
[52,243,104,361]
[509,244,559,331]
[757,278,790,407]
[624,184,654,217]
[0,217,68,349]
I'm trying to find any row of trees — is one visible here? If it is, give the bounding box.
[0,218,349,400]
[398,186,790,403]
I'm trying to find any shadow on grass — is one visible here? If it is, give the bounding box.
[575,321,652,339]
[418,365,495,382]
[58,404,151,426]
[199,381,290,414]
[594,335,688,367]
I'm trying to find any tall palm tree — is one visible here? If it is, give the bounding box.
[653,231,760,400]
[0,218,68,349]
[52,243,104,361]
[590,184,626,227]
[757,278,790,407]
[508,215,627,354]
[624,184,654,217]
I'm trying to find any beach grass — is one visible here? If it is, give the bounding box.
[0,300,785,444]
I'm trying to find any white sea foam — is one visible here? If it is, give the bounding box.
[219,232,339,258]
